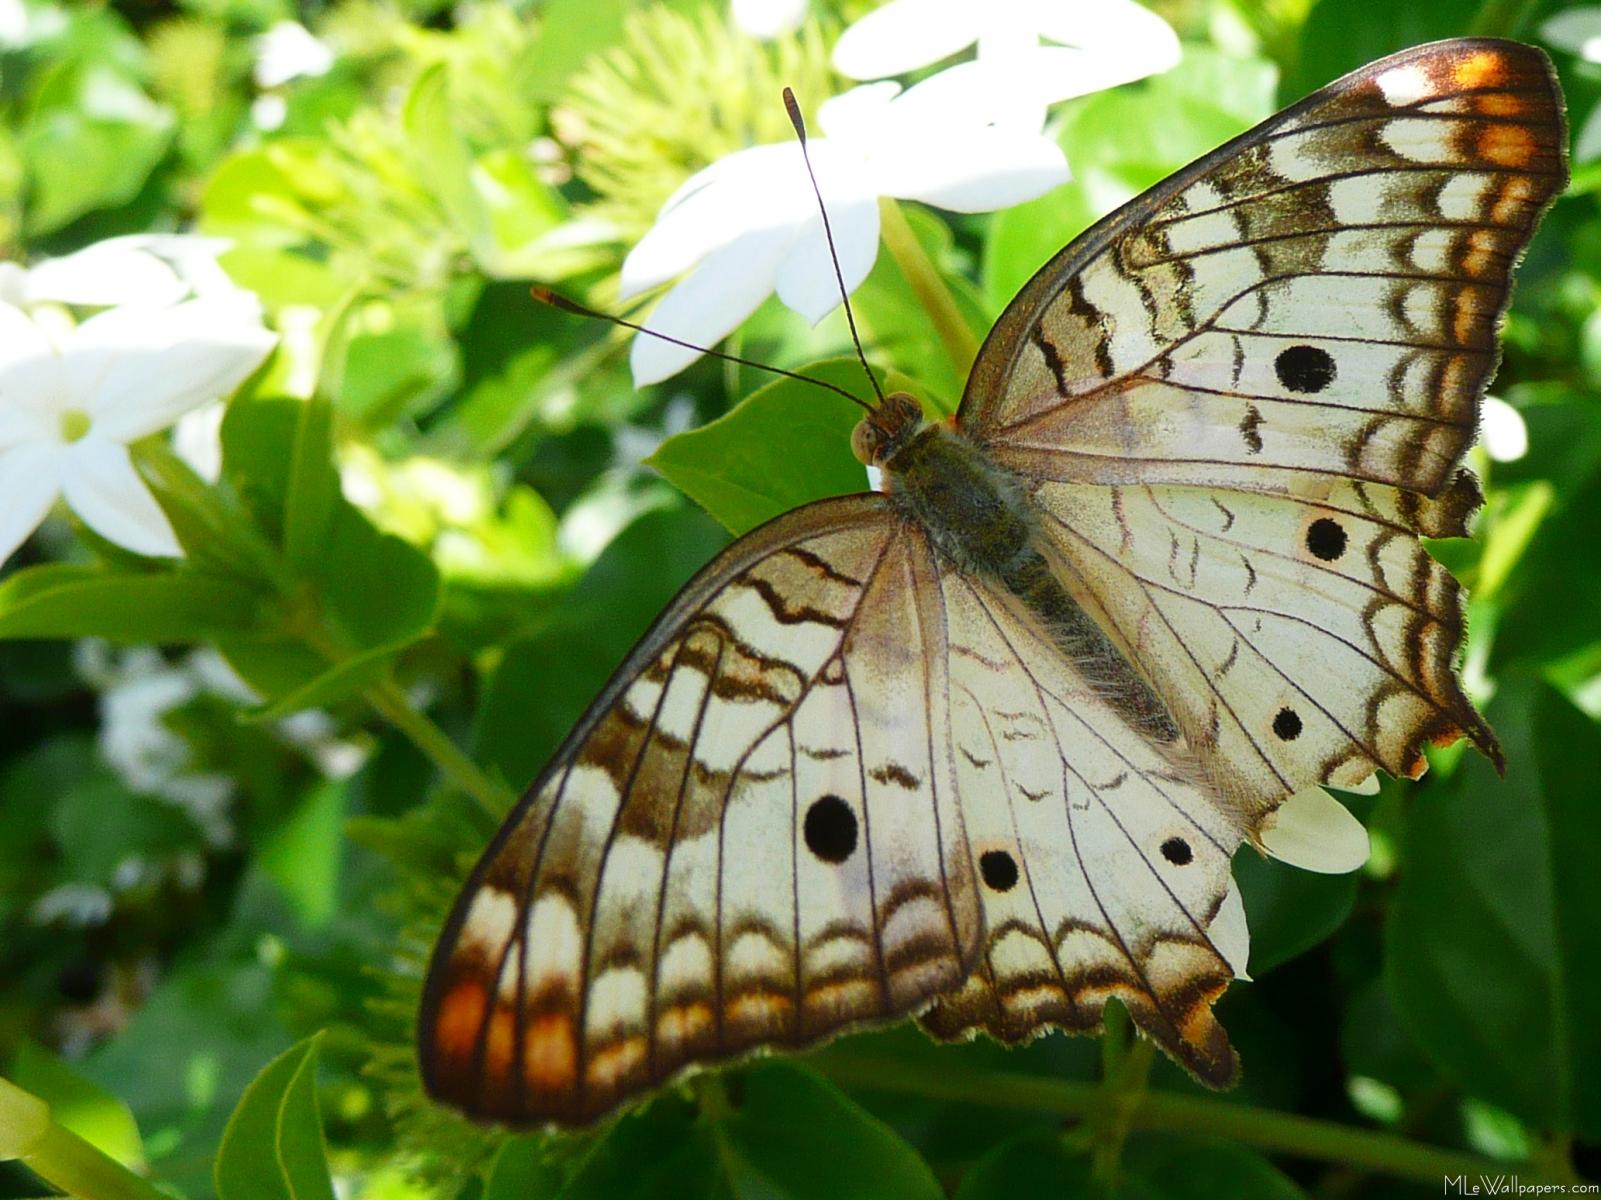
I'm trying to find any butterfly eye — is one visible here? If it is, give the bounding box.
[850,419,878,466]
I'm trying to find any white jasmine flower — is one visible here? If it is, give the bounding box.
[731,0,806,40]
[253,20,334,89]
[1541,8,1601,160]
[832,0,1181,114]
[620,74,1069,383]
[0,298,276,567]
[1481,395,1529,463]
[0,234,247,311]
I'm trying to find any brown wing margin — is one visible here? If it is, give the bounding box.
[418,492,985,1127]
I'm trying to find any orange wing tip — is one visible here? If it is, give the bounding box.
[1451,49,1508,91]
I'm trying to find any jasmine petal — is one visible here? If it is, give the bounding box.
[61,438,182,558]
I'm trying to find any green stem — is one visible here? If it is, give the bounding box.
[878,197,980,379]
[815,1056,1564,1189]
[1091,1009,1154,1189]
[138,435,514,823]
[0,1077,168,1200]
[1468,0,1538,37]
[364,680,514,820]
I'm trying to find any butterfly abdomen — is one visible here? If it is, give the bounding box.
[889,423,1180,741]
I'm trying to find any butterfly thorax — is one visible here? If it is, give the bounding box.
[882,419,1035,578]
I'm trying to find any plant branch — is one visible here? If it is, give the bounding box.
[877,197,980,380]
[1091,1008,1154,1190]
[0,1077,169,1200]
[815,1055,1566,1188]
[364,679,515,820]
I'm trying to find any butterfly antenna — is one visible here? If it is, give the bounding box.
[783,87,888,408]
[531,287,874,412]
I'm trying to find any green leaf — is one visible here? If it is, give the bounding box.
[405,66,494,266]
[283,395,340,574]
[559,1096,715,1200]
[214,1035,337,1200]
[956,1133,1307,1199]
[220,395,441,702]
[317,503,441,650]
[1121,1135,1308,1199]
[240,643,400,723]
[954,1134,1091,1199]
[717,1063,944,1200]
[0,565,264,642]
[526,0,631,101]
[1385,676,1601,1138]
[1231,842,1359,975]
[83,960,287,1197]
[10,1040,145,1169]
[1283,0,1465,103]
[258,781,346,928]
[52,779,202,885]
[20,60,175,235]
[561,1065,941,1200]
[484,1135,564,1200]
[645,359,921,536]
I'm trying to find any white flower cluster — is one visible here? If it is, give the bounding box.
[0,237,276,569]
[627,0,1182,383]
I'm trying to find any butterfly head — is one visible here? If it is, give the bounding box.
[850,391,925,468]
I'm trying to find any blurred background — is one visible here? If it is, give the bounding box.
[0,0,1598,1197]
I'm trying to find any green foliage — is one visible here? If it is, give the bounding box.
[1386,677,1601,1139]
[647,359,924,534]
[2,0,1600,1198]
[214,1036,336,1200]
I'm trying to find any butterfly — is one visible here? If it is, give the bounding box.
[418,37,1565,1127]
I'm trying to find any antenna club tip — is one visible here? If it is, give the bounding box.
[783,87,807,142]
[530,285,586,316]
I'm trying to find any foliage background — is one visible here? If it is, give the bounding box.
[0,0,1598,1197]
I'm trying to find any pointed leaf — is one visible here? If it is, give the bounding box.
[646,359,922,536]
[0,565,263,642]
[10,1040,144,1169]
[214,1035,336,1200]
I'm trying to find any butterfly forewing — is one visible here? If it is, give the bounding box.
[420,495,982,1126]
[963,38,1562,498]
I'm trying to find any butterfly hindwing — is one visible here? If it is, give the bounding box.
[919,568,1249,1085]
[419,495,983,1127]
